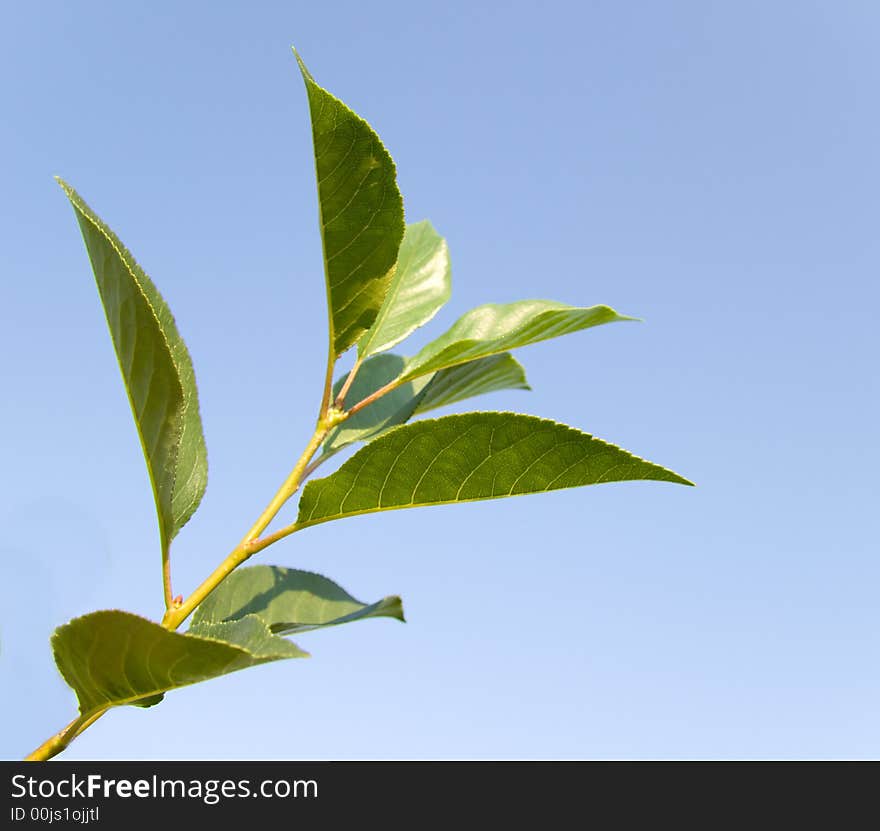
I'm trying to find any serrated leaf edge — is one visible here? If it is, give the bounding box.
[297,410,695,529]
[293,48,406,356]
[56,177,207,548]
[397,303,639,384]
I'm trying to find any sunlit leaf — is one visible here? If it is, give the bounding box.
[58,180,208,559]
[52,611,306,719]
[295,49,405,356]
[298,412,693,528]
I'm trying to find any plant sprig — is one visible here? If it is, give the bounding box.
[26,49,691,762]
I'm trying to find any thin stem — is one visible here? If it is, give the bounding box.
[24,711,107,762]
[161,543,252,630]
[319,342,337,419]
[162,551,173,610]
[164,422,332,630]
[334,355,363,409]
[301,447,338,480]
[246,520,299,554]
[238,426,330,545]
[346,377,404,417]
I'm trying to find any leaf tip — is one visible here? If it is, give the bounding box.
[662,469,695,487]
[54,175,73,197]
[602,306,641,324]
[291,46,311,82]
[389,596,406,623]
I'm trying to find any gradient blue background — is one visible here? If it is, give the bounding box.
[2,1,878,760]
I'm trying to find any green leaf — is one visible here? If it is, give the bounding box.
[186,615,308,657]
[297,412,693,528]
[358,220,451,359]
[52,610,306,719]
[399,300,634,384]
[324,354,431,454]
[190,565,404,635]
[57,180,208,559]
[323,352,530,456]
[295,49,405,356]
[415,353,530,414]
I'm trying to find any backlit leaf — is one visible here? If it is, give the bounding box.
[415,353,530,414]
[324,352,530,455]
[358,220,451,359]
[399,300,633,383]
[324,354,430,454]
[191,565,404,635]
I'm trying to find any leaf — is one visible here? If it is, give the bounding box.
[398,300,634,384]
[57,180,208,559]
[323,352,530,455]
[415,354,530,414]
[297,412,693,528]
[190,565,404,635]
[295,49,405,356]
[324,354,431,454]
[186,615,308,658]
[358,220,451,359]
[52,610,306,718]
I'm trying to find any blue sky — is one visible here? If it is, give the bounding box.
[2,1,878,760]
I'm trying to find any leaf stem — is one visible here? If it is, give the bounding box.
[346,377,403,417]
[24,711,107,762]
[334,355,363,409]
[162,553,173,610]
[319,343,337,419]
[301,449,336,480]
[244,519,300,554]
[238,425,329,546]
[163,417,337,630]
